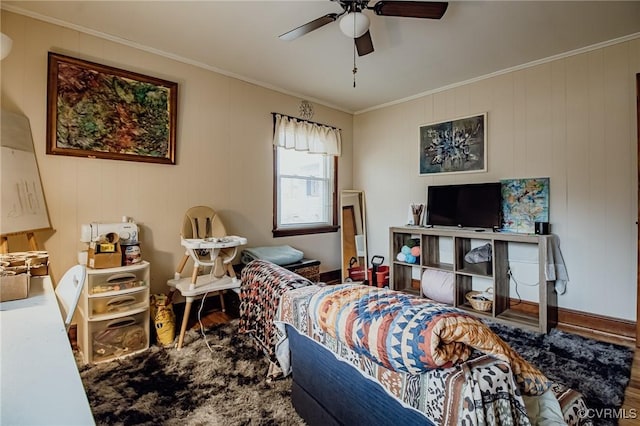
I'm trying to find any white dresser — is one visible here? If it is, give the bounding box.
[76,261,150,364]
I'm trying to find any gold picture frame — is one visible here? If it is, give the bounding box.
[46,52,177,164]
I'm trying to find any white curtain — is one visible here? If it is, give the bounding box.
[273,113,341,156]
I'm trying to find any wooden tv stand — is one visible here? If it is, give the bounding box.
[389,226,557,333]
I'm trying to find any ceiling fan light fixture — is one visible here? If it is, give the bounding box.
[338,12,370,38]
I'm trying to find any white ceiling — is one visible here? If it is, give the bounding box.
[4,1,640,113]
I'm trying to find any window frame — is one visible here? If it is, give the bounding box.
[272,146,339,237]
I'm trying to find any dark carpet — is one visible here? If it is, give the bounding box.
[487,321,634,418]
[79,320,634,425]
[79,321,304,426]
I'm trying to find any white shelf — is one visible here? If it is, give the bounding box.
[167,274,239,297]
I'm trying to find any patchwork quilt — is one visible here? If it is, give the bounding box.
[238,259,312,362]
[277,284,591,426]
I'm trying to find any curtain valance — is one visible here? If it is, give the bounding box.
[272,113,341,156]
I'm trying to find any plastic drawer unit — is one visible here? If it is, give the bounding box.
[76,261,150,363]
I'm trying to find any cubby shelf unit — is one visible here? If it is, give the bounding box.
[389,226,557,333]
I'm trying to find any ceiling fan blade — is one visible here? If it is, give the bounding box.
[355,31,374,57]
[371,1,448,19]
[279,13,340,41]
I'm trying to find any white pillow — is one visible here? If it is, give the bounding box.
[421,269,454,304]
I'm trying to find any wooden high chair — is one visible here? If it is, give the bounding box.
[167,206,247,349]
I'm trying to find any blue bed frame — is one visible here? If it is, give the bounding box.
[286,324,434,426]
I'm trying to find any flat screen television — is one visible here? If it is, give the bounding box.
[426,182,502,229]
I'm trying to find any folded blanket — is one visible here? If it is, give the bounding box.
[308,284,552,397]
[240,245,303,265]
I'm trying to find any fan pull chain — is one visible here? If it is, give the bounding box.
[352,8,357,88]
[352,41,358,88]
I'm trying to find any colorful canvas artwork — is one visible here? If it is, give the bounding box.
[47,53,177,164]
[501,178,550,233]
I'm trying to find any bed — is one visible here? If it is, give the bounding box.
[239,259,590,426]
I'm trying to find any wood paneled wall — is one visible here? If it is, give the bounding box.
[355,38,640,321]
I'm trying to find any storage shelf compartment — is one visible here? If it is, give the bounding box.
[390,226,555,334]
[495,309,540,330]
[457,304,493,318]
[454,237,493,277]
[391,232,421,265]
[390,263,418,294]
[78,309,149,364]
[422,235,446,269]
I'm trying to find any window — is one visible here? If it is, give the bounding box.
[272,113,340,237]
[273,147,338,237]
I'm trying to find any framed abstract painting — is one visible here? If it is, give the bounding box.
[46,52,177,164]
[419,113,487,175]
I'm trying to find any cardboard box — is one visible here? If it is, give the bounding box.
[0,272,30,302]
[26,253,49,276]
[88,242,122,269]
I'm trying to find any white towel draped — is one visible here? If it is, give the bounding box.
[545,234,569,294]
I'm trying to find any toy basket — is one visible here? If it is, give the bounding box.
[465,288,493,312]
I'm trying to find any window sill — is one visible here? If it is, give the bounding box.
[273,225,339,238]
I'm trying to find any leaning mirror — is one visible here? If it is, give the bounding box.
[340,190,367,283]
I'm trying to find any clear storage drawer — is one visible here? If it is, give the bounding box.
[90,311,148,363]
[89,291,148,318]
[88,271,147,295]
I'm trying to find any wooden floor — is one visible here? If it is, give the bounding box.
[185,307,235,330]
[621,349,640,425]
[187,305,640,423]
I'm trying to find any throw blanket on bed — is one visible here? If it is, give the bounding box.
[309,284,552,396]
[277,284,590,426]
[238,259,312,363]
[240,245,304,265]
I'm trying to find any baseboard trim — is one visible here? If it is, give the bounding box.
[509,299,636,341]
[321,269,343,285]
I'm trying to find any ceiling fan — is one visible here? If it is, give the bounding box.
[279,1,448,56]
